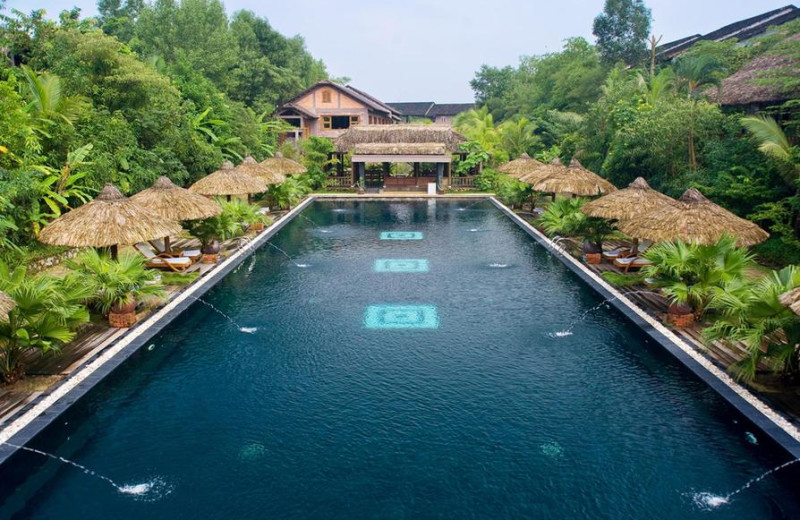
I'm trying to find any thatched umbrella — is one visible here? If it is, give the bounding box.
[517,157,568,186]
[39,184,182,259]
[498,153,545,179]
[581,177,676,253]
[779,287,800,316]
[0,290,15,322]
[531,158,617,197]
[258,153,306,179]
[190,161,267,201]
[618,188,769,247]
[131,176,222,252]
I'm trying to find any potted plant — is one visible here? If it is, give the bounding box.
[187,205,241,263]
[666,301,694,328]
[357,179,366,195]
[0,262,91,384]
[67,250,166,328]
[580,217,616,265]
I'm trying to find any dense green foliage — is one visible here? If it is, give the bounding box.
[0,1,326,262]
[468,13,800,267]
[592,0,652,66]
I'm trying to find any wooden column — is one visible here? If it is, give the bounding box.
[358,162,366,187]
[436,163,444,192]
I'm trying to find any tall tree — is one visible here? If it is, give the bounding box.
[592,0,651,66]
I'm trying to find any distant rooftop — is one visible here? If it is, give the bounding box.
[656,5,800,61]
[387,102,475,119]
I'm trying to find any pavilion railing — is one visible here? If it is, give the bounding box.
[450,176,475,189]
[326,176,354,190]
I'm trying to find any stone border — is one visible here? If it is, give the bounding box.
[3,193,799,466]
[489,196,800,458]
[0,197,315,465]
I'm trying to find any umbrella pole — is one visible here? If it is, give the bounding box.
[110,244,118,261]
[226,195,232,202]
[631,238,639,256]
[164,235,172,253]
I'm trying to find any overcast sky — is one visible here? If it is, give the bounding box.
[4,0,792,102]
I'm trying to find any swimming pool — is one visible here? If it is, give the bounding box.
[1,199,799,519]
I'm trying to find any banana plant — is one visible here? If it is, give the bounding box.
[191,108,227,142]
[35,143,94,218]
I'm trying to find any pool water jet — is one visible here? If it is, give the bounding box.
[265,242,310,268]
[549,291,661,337]
[185,296,257,333]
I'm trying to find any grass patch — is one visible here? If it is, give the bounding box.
[602,271,647,287]
[159,271,200,286]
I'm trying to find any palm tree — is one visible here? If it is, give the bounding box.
[538,197,588,237]
[499,118,541,158]
[742,115,799,186]
[641,235,755,317]
[453,107,503,161]
[268,177,309,210]
[672,55,725,169]
[20,65,87,132]
[705,266,800,382]
[0,262,91,383]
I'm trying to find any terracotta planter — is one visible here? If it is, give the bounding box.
[111,300,136,314]
[202,253,220,264]
[109,310,137,328]
[666,312,694,328]
[666,303,694,328]
[249,222,265,232]
[584,253,602,264]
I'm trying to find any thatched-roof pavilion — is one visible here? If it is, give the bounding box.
[190,161,267,201]
[498,153,545,179]
[334,124,467,192]
[518,158,567,187]
[257,153,306,179]
[39,184,182,259]
[131,176,221,251]
[618,188,769,247]
[0,290,15,322]
[709,33,800,109]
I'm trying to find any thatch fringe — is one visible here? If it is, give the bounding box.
[0,290,14,322]
[528,158,617,196]
[235,156,288,185]
[258,152,306,178]
[131,176,221,221]
[582,177,674,221]
[618,188,769,246]
[498,153,545,177]
[335,124,465,153]
[353,143,447,155]
[779,287,800,316]
[190,161,267,196]
[39,184,182,247]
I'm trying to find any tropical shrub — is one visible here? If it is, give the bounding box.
[539,197,589,237]
[268,177,311,210]
[705,266,800,382]
[301,136,335,189]
[66,250,166,315]
[641,236,755,316]
[0,262,91,383]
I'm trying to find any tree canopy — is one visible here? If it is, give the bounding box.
[592,0,652,66]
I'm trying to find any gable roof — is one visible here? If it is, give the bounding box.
[387,102,435,117]
[656,5,800,61]
[428,103,476,117]
[278,80,398,119]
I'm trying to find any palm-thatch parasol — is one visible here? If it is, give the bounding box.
[779,287,800,316]
[235,156,288,185]
[498,153,545,179]
[581,177,676,253]
[258,152,306,179]
[131,176,222,252]
[0,290,15,322]
[517,157,568,186]
[190,161,267,201]
[617,188,769,247]
[39,184,182,259]
[531,158,617,197]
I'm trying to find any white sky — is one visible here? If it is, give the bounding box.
[4,0,793,102]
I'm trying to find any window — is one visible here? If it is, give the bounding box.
[350,115,360,126]
[322,116,332,129]
[322,115,359,130]
[321,89,332,103]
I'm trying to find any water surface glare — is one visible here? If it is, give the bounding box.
[1,200,799,519]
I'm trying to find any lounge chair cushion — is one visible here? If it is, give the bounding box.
[602,247,630,259]
[149,257,191,267]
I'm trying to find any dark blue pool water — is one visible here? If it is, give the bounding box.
[1,199,799,519]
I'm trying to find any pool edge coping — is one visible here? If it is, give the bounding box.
[2,194,799,465]
[489,196,800,459]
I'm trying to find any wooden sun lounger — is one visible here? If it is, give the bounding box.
[134,243,193,272]
[149,239,202,263]
[613,256,653,272]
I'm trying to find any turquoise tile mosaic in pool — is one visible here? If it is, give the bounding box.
[373,259,430,273]
[379,231,423,240]
[364,304,439,329]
